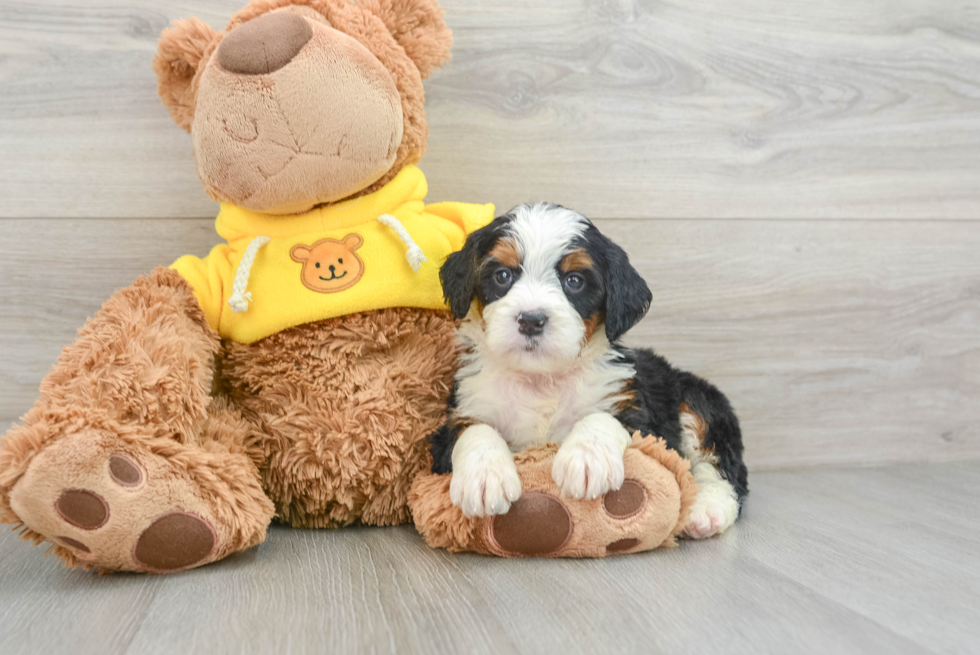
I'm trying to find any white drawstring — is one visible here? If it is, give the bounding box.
[377,214,427,272]
[228,236,271,313]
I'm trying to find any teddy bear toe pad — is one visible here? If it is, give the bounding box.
[9,432,223,572]
[489,492,573,556]
[133,512,217,571]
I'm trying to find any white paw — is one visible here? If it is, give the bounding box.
[682,465,739,539]
[450,426,522,518]
[552,414,629,500]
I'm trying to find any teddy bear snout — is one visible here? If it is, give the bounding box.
[218,12,313,75]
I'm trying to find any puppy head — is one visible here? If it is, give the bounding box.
[442,203,652,373]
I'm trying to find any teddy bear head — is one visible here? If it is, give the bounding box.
[153,0,452,215]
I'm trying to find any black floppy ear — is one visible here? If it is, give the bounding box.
[440,246,479,319]
[601,235,652,341]
[441,216,512,319]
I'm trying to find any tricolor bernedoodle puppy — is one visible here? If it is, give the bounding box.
[429,203,748,538]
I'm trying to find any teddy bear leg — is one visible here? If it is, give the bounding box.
[4,400,274,572]
[409,435,698,558]
[0,268,274,572]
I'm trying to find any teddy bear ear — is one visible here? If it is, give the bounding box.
[152,17,219,133]
[342,234,364,251]
[290,244,312,262]
[363,0,453,79]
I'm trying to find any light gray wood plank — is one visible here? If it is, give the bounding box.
[2,218,977,470]
[0,532,160,655]
[448,535,930,655]
[738,461,980,655]
[123,528,518,655]
[5,462,977,654]
[2,1,980,219]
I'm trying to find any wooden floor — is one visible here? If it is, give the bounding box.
[1,461,977,655]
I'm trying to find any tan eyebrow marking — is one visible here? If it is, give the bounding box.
[560,248,594,273]
[488,238,521,268]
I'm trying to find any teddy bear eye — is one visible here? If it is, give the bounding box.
[339,258,344,264]
[315,262,320,268]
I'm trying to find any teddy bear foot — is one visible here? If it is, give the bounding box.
[7,426,273,573]
[409,435,699,558]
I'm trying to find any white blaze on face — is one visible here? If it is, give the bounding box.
[483,204,591,373]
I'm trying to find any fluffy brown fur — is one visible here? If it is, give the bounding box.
[222,308,457,528]
[153,18,220,133]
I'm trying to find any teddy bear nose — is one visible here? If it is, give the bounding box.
[217,12,313,75]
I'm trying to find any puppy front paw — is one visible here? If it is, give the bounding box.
[450,426,522,518]
[552,413,630,500]
[552,439,625,500]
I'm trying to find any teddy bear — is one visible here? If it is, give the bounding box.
[0,0,697,572]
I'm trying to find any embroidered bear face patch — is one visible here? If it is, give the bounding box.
[290,234,365,293]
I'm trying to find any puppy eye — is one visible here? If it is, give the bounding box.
[338,258,344,264]
[315,262,320,268]
[493,268,514,287]
[563,273,586,293]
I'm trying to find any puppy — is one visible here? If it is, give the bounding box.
[429,203,748,539]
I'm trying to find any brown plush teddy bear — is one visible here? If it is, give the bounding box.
[0,0,696,572]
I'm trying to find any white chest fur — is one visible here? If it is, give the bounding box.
[454,338,634,452]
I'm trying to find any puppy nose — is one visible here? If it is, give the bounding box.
[517,311,549,337]
[329,264,336,272]
[218,12,314,75]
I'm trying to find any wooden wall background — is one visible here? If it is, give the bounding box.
[1,0,978,471]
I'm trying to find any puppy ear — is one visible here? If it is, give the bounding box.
[440,243,480,320]
[152,17,219,132]
[364,0,453,79]
[601,236,652,342]
[441,218,509,319]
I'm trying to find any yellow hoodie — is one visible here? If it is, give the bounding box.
[171,166,494,344]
